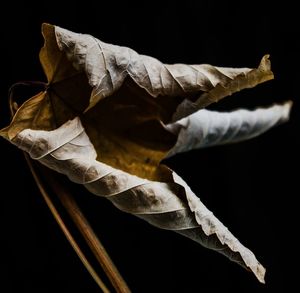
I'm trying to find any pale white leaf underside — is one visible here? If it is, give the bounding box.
[167,102,292,157]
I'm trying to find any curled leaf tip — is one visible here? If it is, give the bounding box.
[282,100,293,121]
[260,54,271,68]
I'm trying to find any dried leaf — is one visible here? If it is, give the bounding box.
[0,23,292,284]
[10,117,267,283]
[1,24,275,180]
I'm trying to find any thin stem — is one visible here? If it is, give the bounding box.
[38,165,131,293]
[8,81,47,114]
[25,155,110,293]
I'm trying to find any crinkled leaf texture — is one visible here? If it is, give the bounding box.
[0,23,292,284]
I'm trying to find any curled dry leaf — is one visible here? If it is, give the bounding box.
[0,23,292,284]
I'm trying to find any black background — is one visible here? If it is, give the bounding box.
[0,1,299,292]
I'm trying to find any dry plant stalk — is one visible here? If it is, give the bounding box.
[24,156,111,293]
[0,23,292,285]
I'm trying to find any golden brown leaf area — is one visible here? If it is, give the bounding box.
[1,24,181,180]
